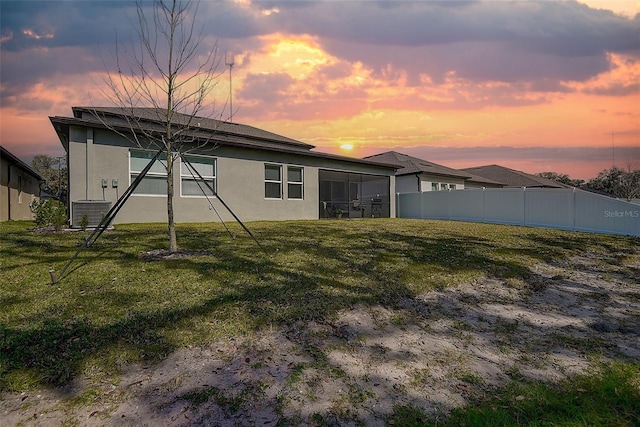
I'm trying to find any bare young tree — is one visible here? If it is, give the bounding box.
[96,0,223,253]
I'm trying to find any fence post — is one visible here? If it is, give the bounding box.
[522,186,526,226]
[482,187,486,222]
[572,187,576,231]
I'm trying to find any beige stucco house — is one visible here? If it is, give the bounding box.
[0,146,43,221]
[50,107,397,227]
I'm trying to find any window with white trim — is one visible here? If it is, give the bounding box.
[130,150,168,195]
[264,164,282,199]
[287,166,303,199]
[181,155,216,197]
[431,183,438,191]
[440,183,447,191]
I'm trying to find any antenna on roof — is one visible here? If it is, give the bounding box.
[225,51,235,122]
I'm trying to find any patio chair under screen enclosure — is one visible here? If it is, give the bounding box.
[319,170,391,219]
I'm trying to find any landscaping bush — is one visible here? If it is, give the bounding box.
[79,213,89,231]
[30,199,68,230]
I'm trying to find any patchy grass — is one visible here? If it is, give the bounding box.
[388,361,640,427]
[1,219,639,424]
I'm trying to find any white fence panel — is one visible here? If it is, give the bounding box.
[524,188,574,230]
[422,191,450,219]
[574,191,640,235]
[484,188,524,225]
[398,192,423,218]
[450,189,484,221]
[397,188,639,236]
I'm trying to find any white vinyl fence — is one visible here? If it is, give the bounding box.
[397,188,640,237]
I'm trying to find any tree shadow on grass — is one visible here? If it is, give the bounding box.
[1,219,638,424]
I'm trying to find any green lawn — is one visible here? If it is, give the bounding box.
[1,219,638,425]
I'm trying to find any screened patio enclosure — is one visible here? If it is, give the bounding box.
[319,170,391,219]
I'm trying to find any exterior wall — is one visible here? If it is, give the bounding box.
[395,174,466,194]
[66,126,396,224]
[396,175,419,194]
[0,156,7,221]
[420,175,466,192]
[0,153,41,221]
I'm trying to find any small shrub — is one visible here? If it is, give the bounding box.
[79,214,89,231]
[51,204,67,231]
[30,199,67,230]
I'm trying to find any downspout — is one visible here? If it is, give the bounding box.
[7,164,13,221]
[65,148,70,223]
[86,128,94,200]
[416,173,421,192]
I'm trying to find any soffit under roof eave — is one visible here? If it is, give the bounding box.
[49,116,71,154]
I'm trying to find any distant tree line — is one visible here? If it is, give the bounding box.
[537,165,640,202]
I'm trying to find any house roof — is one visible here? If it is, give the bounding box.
[72,106,315,150]
[363,151,504,186]
[0,145,44,181]
[460,164,572,188]
[364,151,472,179]
[50,107,398,170]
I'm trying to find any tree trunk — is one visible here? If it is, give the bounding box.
[166,152,178,253]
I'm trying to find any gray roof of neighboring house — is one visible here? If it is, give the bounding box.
[364,151,471,179]
[363,151,503,186]
[460,164,571,188]
[50,107,398,170]
[0,145,44,181]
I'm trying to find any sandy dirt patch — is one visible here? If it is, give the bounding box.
[2,252,639,426]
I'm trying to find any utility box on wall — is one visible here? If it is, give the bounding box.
[71,201,111,228]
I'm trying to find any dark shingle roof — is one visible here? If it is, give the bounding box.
[72,106,315,150]
[0,146,44,181]
[460,165,571,188]
[364,151,472,179]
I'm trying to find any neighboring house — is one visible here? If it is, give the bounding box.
[460,165,572,188]
[364,151,503,193]
[49,107,397,226]
[0,146,43,221]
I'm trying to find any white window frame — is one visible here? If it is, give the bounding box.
[180,155,216,198]
[264,164,282,199]
[129,150,168,197]
[286,165,304,200]
[431,183,438,192]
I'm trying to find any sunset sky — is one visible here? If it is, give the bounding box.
[1,0,639,180]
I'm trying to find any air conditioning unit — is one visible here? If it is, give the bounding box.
[71,201,112,228]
